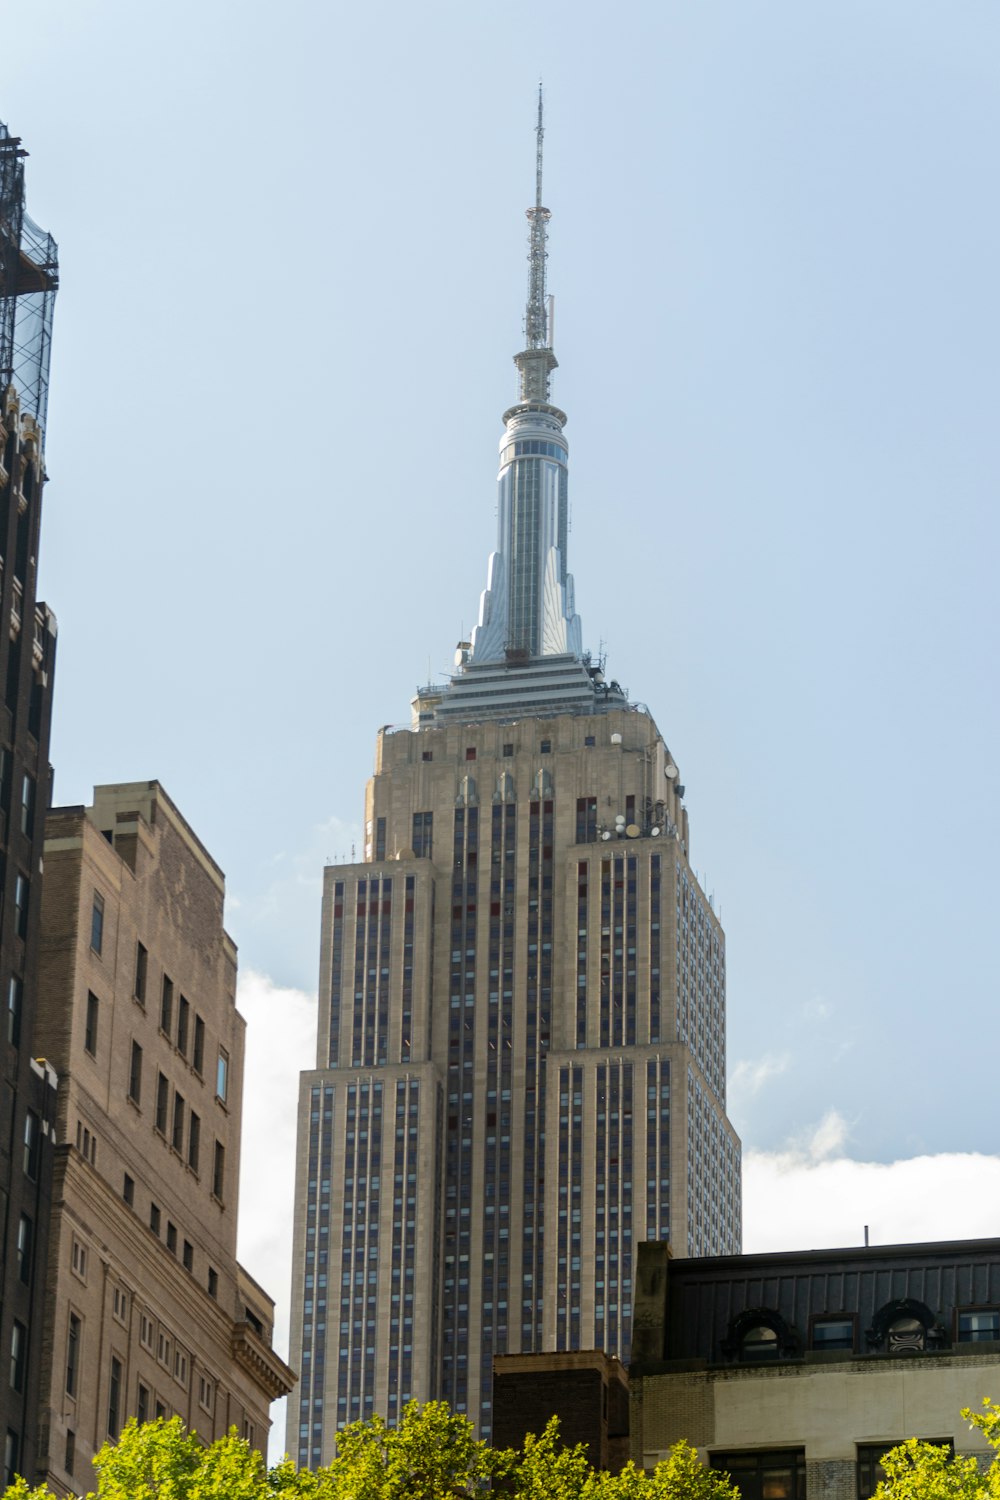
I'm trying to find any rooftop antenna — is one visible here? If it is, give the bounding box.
[525,82,551,351]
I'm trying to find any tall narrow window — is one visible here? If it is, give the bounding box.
[188,1112,200,1174]
[16,1215,31,1285]
[90,891,104,954]
[193,1015,205,1075]
[171,1092,185,1153]
[18,775,33,838]
[107,1356,122,1438]
[65,1430,75,1478]
[133,942,147,1004]
[84,992,99,1055]
[155,1073,168,1135]
[128,1041,142,1106]
[5,1430,19,1486]
[216,1049,229,1104]
[9,1324,24,1393]
[123,1174,134,1208]
[14,875,29,940]
[212,1140,225,1201]
[137,1384,149,1425]
[176,996,189,1056]
[166,1222,177,1254]
[23,1111,38,1179]
[65,1314,80,1396]
[6,976,21,1046]
[160,975,173,1035]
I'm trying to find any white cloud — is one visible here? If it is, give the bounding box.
[235,969,317,1462]
[744,1114,1000,1255]
[730,1052,791,1097]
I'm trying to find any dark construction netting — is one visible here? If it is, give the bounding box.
[1,121,58,430]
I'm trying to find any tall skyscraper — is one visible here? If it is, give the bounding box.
[289,97,740,1462]
[0,119,60,1484]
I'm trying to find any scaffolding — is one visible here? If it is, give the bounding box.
[0,121,58,431]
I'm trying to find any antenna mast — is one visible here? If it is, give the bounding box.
[524,84,551,351]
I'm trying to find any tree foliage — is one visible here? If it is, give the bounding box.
[0,1403,740,1500]
[872,1401,1000,1500]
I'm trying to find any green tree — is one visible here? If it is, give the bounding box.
[0,1401,739,1500]
[873,1400,1000,1500]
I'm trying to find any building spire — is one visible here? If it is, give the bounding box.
[525,83,550,351]
[516,86,558,404]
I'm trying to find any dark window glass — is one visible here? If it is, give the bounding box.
[23,1111,38,1179]
[208,1267,218,1299]
[172,1092,185,1153]
[90,892,104,953]
[177,996,189,1056]
[16,1214,31,1284]
[65,1314,80,1395]
[65,1429,75,1477]
[14,875,29,940]
[108,1356,122,1437]
[155,1073,168,1134]
[166,1222,177,1254]
[712,1450,806,1500]
[7,976,21,1046]
[188,1112,200,1174]
[183,1240,193,1272]
[5,1429,18,1486]
[134,943,147,1004]
[812,1317,854,1351]
[193,1015,205,1075]
[741,1324,779,1361]
[128,1041,142,1105]
[540,739,551,753]
[213,1139,225,1201]
[85,992,99,1055]
[958,1310,1000,1343]
[123,1174,134,1208]
[9,1323,25,1392]
[19,775,34,838]
[137,1384,149,1425]
[149,1203,161,1235]
[858,1442,952,1500]
[160,975,173,1034]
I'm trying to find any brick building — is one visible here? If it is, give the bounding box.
[33,782,293,1494]
[630,1237,1000,1498]
[493,1349,630,1472]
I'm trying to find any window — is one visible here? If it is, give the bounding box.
[207,1266,218,1299]
[959,1310,1000,1342]
[12,874,29,940]
[166,1222,177,1254]
[5,1430,18,1486]
[10,1322,25,1392]
[188,1112,200,1174]
[65,1313,80,1396]
[812,1316,854,1351]
[421,750,433,762]
[182,1240,193,1272]
[198,1374,213,1411]
[140,1313,154,1351]
[193,1015,205,1075]
[502,742,514,756]
[90,891,104,954]
[887,1316,925,1353]
[150,1202,161,1235]
[23,1110,38,1179]
[216,1049,229,1104]
[155,1072,168,1134]
[108,1355,122,1437]
[174,1348,188,1387]
[465,746,476,761]
[134,942,147,1004]
[741,1324,779,1360]
[584,735,596,747]
[411,811,433,859]
[160,975,173,1035]
[65,1429,75,1478]
[171,1091,185,1153]
[113,1287,128,1322]
[858,1443,952,1500]
[128,1041,142,1105]
[539,739,551,753]
[177,996,189,1056]
[71,1238,87,1281]
[137,1383,149,1425]
[6,976,21,1046]
[711,1451,806,1500]
[123,1173,134,1208]
[213,1139,225,1201]
[16,1215,31,1285]
[85,991,99,1055]
[157,1331,171,1367]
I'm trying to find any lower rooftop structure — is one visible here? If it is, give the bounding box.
[630,1236,1000,1498]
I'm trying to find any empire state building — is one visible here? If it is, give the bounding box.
[288,97,741,1463]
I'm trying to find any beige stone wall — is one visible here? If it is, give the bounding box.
[633,1358,1000,1481]
[35,785,292,1495]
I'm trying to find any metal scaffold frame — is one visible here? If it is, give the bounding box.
[0,122,58,430]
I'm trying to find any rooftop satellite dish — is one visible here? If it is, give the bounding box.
[610,732,623,745]
[650,826,661,837]
[625,823,640,838]
[665,762,678,779]
[601,829,612,841]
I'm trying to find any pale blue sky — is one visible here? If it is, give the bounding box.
[3,1,998,1184]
